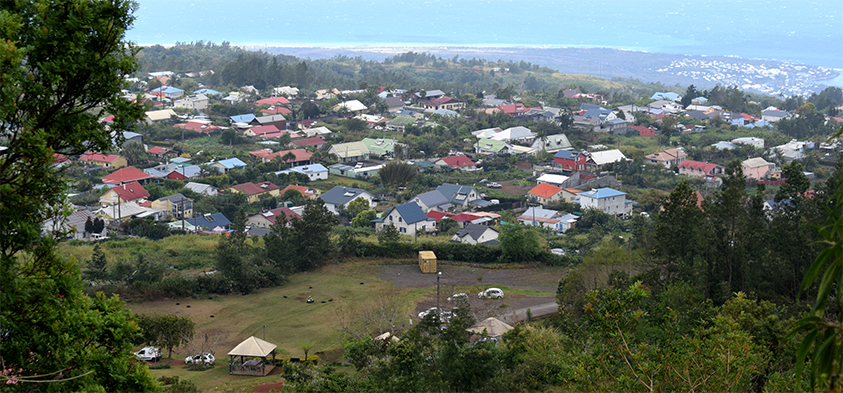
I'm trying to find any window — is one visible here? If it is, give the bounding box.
[398,217,402,222]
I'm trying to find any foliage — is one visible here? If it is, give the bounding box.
[378,161,418,188]
[351,210,377,228]
[377,223,401,244]
[498,224,542,263]
[83,244,109,282]
[346,197,370,220]
[0,0,158,390]
[135,313,196,359]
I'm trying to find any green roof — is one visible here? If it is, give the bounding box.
[475,138,507,153]
[362,138,399,156]
[386,115,416,127]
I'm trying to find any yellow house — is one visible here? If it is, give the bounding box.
[80,152,127,169]
[151,193,194,219]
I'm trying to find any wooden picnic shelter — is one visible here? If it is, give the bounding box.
[227,336,277,376]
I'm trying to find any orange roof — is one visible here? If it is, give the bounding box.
[110,181,149,202]
[255,97,291,106]
[528,182,563,198]
[231,181,280,196]
[80,152,121,163]
[562,188,583,195]
[102,167,151,184]
[281,184,316,197]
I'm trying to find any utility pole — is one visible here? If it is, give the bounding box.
[436,272,442,321]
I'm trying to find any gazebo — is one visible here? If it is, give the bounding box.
[227,336,277,376]
[466,317,513,338]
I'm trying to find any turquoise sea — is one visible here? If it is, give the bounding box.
[129,0,842,70]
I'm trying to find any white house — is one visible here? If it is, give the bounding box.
[372,202,436,237]
[318,186,376,215]
[450,223,499,245]
[275,164,329,181]
[578,188,632,216]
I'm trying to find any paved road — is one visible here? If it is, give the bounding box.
[499,301,558,325]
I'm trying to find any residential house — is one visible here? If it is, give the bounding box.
[194,88,221,96]
[101,166,152,185]
[435,155,477,171]
[420,96,465,111]
[560,188,584,203]
[206,158,247,174]
[250,115,287,131]
[190,213,232,231]
[52,153,70,169]
[536,173,570,187]
[436,183,480,208]
[42,209,103,240]
[475,138,513,156]
[644,148,686,168]
[594,118,630,134]
[498,103,541,117]
[291,137,327,150]
[229,114,257,125]
[678,160,725,178]
[450,223,499,245]
[276,164,329,181]
[650,92,681,102]
[255,96,291,107]
[334,100,368,114]
[631,125,656,137]
[319,186,376,215]
[247,207,301,229]
[79,152,127,169]
[185,182,220,196]
[95,201,162,222]
[328,141,370,162]
[174,94,209,111]
[174,120,220,134]
[362,138,402,158]
[385,115,416,132]
[280,184,320,199]
[517,207,562,230]
[229,181,281,203]
[163,165,202,181]
[489,126,536,144]
[774,139,812,163]
[530,134,572,153]
[373,202,437,236]
[151,193,193,219]
[742,157,775,180]
[99,181,149,206]
[145,109,178,123]
[150,86,184,99]
[329,162,384,179]
[414,90,446,100]
[528,183,564,204]
[761,109,791,123]
[409,190,453,212]
[554,150,588,171]
[384,96,405,112]
[147,146,176,159]
[298,126,334,138]
[588,149,629,171]
[244,125,282,138]
[578,188,632,216]
[732,137,765,149]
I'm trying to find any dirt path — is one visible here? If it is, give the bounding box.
[377,263,564,323]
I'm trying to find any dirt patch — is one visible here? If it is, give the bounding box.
[252,380,284,393]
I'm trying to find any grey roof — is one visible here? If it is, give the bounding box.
[157,193,191,204]
[414,190,451,209]
[319,186,371,205]
[185,182,218,194]
[384,96,405,108]
[255,114,286,123]
[437,183,476,204]
[455,223,498,241]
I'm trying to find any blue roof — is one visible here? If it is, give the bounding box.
[554,150,587,159]
[694,96,708,102]
[579,188,626,199]
[374,202,431,225]
[230,114,256,123]
[414,190,450,208]
[651,92,681,101]
[213,158,247,169]
[191,213,231,230]
[194,88,221,96]
[153,86,184,94]
[436,183,476,204]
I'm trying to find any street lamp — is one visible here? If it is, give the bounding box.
[436,272,442,321]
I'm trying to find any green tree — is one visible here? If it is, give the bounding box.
[498,224,541,263]
[220,129,238,145]
[352,210,377,228]
[0,0,156,390]
[347,197,370,220]
[288,199,338,271]
[378,223,401,244]
[83,244,109,282]
[776,161,810,202]
[378,161,418,188]
[654,181,705,277]
[136,313,196,359]
[216,208,254,292]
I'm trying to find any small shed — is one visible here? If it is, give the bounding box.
[227,336,277,376]
[467,317,513,338]
[418,251,437,273]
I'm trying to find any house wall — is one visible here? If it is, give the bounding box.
[580,195,630,215]
[325,194,376,215]
[151,200,193,219]
[85,156,127,169]
[742,164,770,180]
[554,156,586,171]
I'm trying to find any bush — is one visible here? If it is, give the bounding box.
[149,363,172,370]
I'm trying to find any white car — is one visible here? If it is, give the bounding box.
[447,293,468,302]
[488,182,502,188]
[185,352,215,366]
[133,346,161,362]
[418,307,451,323]
[478,288,504,299]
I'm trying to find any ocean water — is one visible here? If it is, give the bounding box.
[129,0,842,70]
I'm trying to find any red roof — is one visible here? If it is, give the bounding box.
[101,115,115,123]
[498,103,540,115]
[427,96,462,107]
[174,121,220,133]
[679,160,721,173]
[450,213,483,223]
[291,137,326,147]
[255,97,291,106]
[110,181,149,202]
[281,184,317,197]
[440,155,475,168]
[528,182,563,198]
[426,210,455,222]
[147,146,172,155]
[80,152,122,163]
[260,106,292,115]
[101,166,152,184]
[250,125,280,137]
[259,207,301,224]
[231,181,280,196]
[53,153,69,164]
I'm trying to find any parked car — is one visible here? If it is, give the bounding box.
[185,352,215,366]
[447,293,468,302]
[488,182,502,188]
[133,346,161,362]
[478,288,505,299]
[418,307,452,323]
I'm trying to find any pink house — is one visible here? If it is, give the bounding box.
[741,157,775,180]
